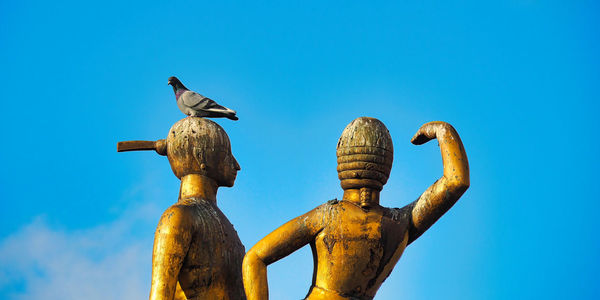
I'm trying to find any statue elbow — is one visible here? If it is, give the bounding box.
[243,250,263,272]
[242,251,254,270]
[447,176,470,194]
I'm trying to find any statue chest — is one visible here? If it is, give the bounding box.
[178,202,245,298]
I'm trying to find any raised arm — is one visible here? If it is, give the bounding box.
[406,121,470,244]
[149,206,193,300]
[242,207,325,300]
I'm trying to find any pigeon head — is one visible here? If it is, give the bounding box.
[167,76,187,92]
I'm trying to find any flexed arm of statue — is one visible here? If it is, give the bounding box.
[149,205,193,300]
[406,121,470,244]
[242,207,325,300]
[243,118,470,300]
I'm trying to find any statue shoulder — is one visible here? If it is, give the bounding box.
[310,198,340,210]
[303,199,341,219]
[383,206,412,223]
[326,198,340,206]
[319,198,341,211]
[157,204,196,231]
[304,199,342,225]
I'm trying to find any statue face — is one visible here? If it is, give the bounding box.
[214,150,241,187]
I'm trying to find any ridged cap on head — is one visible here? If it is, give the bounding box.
[336,117,393,190]
[166,117,231,179]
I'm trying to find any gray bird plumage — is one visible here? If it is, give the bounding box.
[167,76,238,120]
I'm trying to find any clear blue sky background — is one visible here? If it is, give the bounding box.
[0,1,598,299]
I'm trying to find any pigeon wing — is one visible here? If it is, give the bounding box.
[180,91,210,109]
[202,99,234,112]
[184,91,234,112]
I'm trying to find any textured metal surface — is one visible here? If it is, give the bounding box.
[243,118,470,300]
[118,117,245,300]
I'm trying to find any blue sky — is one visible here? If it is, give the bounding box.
[0,1,598,299]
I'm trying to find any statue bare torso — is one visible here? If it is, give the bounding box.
[172,198,245,300]
[125,117,246,300]
[243,119,470,300]
[308,200,410,299]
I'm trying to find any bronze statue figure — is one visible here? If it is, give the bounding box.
[242,117,470,300]
[118,117,246,300]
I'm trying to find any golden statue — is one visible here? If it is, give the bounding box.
[242,117,470,300]
[118,117,246,300]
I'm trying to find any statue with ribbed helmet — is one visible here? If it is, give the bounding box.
[242,117,470,300]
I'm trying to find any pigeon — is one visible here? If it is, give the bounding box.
[167,76,238,120]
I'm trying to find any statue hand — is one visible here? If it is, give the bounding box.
[410,121,451,145]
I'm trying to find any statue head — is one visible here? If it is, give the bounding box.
[337,117,393,206]
[165,117,240,187]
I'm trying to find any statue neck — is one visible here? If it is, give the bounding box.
[342,188,380,209]
[179,174,218,203]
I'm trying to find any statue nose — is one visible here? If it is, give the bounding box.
[234,158,241,171]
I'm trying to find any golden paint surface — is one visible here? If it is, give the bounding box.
[119,117,245,300]
[243,119,470,300]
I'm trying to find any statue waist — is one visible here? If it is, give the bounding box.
[305,285,374,300]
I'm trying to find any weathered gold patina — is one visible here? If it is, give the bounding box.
[242,117,470,300]
[118,117,245,300]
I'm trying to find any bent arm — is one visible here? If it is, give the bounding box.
[243,208,325,300]
[407,121,470,244]
[149,206,193,300]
